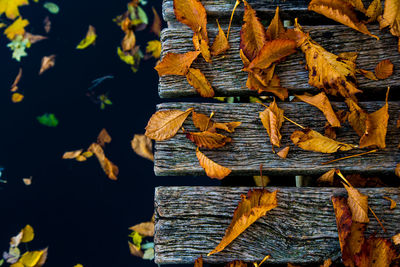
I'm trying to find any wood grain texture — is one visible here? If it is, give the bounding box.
[155,186,400,264]
[154,102,400,176]
[159,25,399,98]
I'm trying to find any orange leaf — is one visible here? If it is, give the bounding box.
[192,111,241,133]
[173,0,208,42]
[128,221,154,237]
[211,20,230,56]
[186,131,231,149]
[39,55,56,75]
[11,68,22,92]
[396,163,400,177]
[62,149,84,159]
[131,134,154,161]
[200,38,212,63]
[259,98,284,147]
[97,128,112,147]
[122,30,136,51]
[246,71,288,100]
[154,51,200,76]
[357,68,378,80]
[128,241,144,258]
[151,7,161,37]
[277,146,289,158]
[317,168,336,185]
[226,261,248,267]
[354,237,397,267]
[88,143,119,180]
[194,256,203,267]
[365,0,382,23]
[185,68,215,97]
[343,183,369,223]
[308,0,378,39]
[393,233,400,245]
[208,189,278,255]
[265,7,285,41]
[379,0,400,50]
[375,59,394,79]
[383,196,396,210]
[296,92,341,127]
[196,148,231,179]
[345,98,367,137]
[145,108,193,141]
[11,92,24,103]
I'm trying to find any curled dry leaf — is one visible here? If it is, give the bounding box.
[186,131,231,149]
[354,237,397,267]
[129,221,154,237]
[88,143,119,180]
[39,55,56,75]
[97,128,112,147]
[208,189,278,255]
[343,183,369,223]
[317,168,336,185]
[194,256,203,267]
[185,68,215,97]
[374,59,394,80]
[296,92,340,127]
[393,233,400,245]
[383,196,396,209]
[259,98,284,147]
[192,111,241,133]
[131,134,154,161]
[308,0,378,39]
[154,51,200,76]
[277,146,290,158]
[346,98,367,137]
[145,108,193,141]
[291,129,355,153]
[211,20,230,56]
[196,148,231,179]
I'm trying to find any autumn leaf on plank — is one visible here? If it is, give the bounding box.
[246,68,288,100]
[211,20,230,56]
[192,111,241,133]
[365,0,382,23]
[186,131,231,149]
[154,51,200,76]
[88,143,119,180]
[208,189,278,255]
[296,92,341,127]
[379,0,400,52]
[317,168,337,185]
[342,183,369,223]
[344,0,366,12]
[383,196,396,210]
[277,146,290,158]
[265,7,286,41]
[345,98,367,137]
[357,68,378,81]
[226,261,248,267]
[145,108,194,141]
[259,98,284,148]
[354,237,397,267]
[185,68,215,97]
[375,59,394,80]
[308,0,378,39]
[131,134,154,161]
[291,128,355,153]
[196,148,231,179]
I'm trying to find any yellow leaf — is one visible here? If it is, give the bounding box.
[131,134,154,161]
[0,0,29,20]
[186,131,231,149]
[154,51,200,76]
[4,17,29,40]
[185,68,214,97]
[259,98,284,147]
[12,92,24,103]
[74,265,84,267]
[20,250,44,267]
[343,183,369,223]
[196,148,231,179]
[76,25,97,49]
[345,98,367,137]
[365,0,382,23]
[21,224,34,243]
[194,256,203,267]
[199,38,211,63]
[146,40,161,59]
[208,189,278,255]
[211,20,230,56]
[357,68,378,81]
[277,146,289,158]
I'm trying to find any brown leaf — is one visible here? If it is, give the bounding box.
[62,149,84,159]
[211,20,230,56]
[355,237,397,267]
[393,233,400,245]
[194,256,203,267]
[277,146,290,158]
[208,189,278,255]
[226,261,248,267]
[383,196,396,209]
[186,131,231,149]
[145,108,194,141]
[129,221,154,237]
[186,68,215,97]
[192,111,241,133]
[154,51,200,76]
[131,134,154,161]
[39,55,56,75]
[35,247,48,267]
[44,16,51,33]
[365,0,382,23]
[375,59,394,79]
[291,128,355,153]
[24,32,47,44]
[97,128,112,147]
[174,0,208,42]
[246,68,288,100]
[259,98,284,147]
[151,7,161,36]
[320,259,332,267]
[317,168,337,185]
[396,163,400,177]
[128,241,144,258]
[196,148,231,179]
[296,92,341,127]
[324,124,337,139]
[309,0,378,39]
[88,143,119,180]
[122,30,136,51]
[343,183,369,223]
[11,68,22,92]
[265,7,285,41]
[357,68,378,80]
[346,98,367,137]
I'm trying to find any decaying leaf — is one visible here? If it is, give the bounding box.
[39,55,56,75]
[379,0,400,52]
[208,189,278,255]
[343,183,369,223]
[186,131,231,149]
[131,134,154,161]
[211,20,230,56]
[185,68,215,97]
[145,108,193,141]
[317,168,337,185]
[375,59,394,80]
[88,143,119,180]
[296,92,340,127]
[154,51,200,76]
[259,98,284,147]
[277,146,290,158]
[97,128,112,147]
[383,196,396,209]
[196,148,231,179]
[354,236,397,267]
[393,233,400,245]
[129,221,154,237]
[291,129,355,153]
[76,25,97,49]
[0,0,29,19]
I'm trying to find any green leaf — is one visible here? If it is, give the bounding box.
[43,2,59,14]
[37,113,59,127]
[137,6,148,25]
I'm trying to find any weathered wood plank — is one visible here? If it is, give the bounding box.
[154,186,400,264]
[159,25,399,98]
[154,102,400,176]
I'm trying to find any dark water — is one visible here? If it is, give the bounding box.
[0,1,219,266]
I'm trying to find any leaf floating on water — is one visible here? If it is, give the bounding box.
[24,32,47,45]
[374,59,394,80]
[43,16,51,33]
[185,68,215,97]
[145,108,193,141]
[39,55,56,75]
[186,131,231,149]
[122,30,136,51]
[76,25,97,49]
[154,51,200,76]
[357,68,378,81]
[131,134,154,161]
[11,68,22,92]
[21,224,34,243]
[208,189,278,255]
[22,176,32,186]
[88,143,119,180]
[37,113,58,127]
[259,98,284,148]
[211,20,230,56]
[196,148,231,179]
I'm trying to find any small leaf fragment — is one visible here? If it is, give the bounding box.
[383,196,396,209]
[39,55,56,75]
[129,221,154,237]
[277,146,289,158]
[97,128,112,147]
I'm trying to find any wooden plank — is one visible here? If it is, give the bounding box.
[159,25,400,98]
[154,186,400,264]
[154,102,400,176]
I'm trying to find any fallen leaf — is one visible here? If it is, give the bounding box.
[265,7,285,40]
[194,256,203,267]
[196,148,231,179]
[354,236,397,267]
[357,68,378,80]
[185,68,215,97]
[97,128,111,147]
[4,17,29,40]
[43,16,51,33]
[10,231,23,248]
[21,224,34,243]
[393,233,400,245]
[343,183,369,223]
[173,0,208,42]
[88,143,119,180]
[151,7,161,36]
[11,93,24,103]
[253,175,270,187]
[277,146,290,158]
[39,55,56,75]
[129,222,154,237]
[208,189,278,255]
[128,241,144,258]
[296,92,341,127]
[211,20,230,56]
[309,0,378,39]
[131,134,154,161]
[383,196,396,209]
[379,0,400,51]
[122,30,136,51]
[0,0,28,19]
[226,261,248,267]
[19,250,45,267]
[192,111,241,133]
[154,51,200,76]
[259,98,284,147]
[321,258,332,267]
[145,108,193,141]
[375,59,394,79]
[317,168,337,185]
[345,98,367,137]
[291,129,355,153]
[186,131,231,149]
[11,68,22,92]
[62,149,84,159]
[76,25,97,49]
[199,38,212,63]
[365,0,382,23]
[246,69,288,100]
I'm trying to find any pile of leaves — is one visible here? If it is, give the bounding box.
[127,216,155,260]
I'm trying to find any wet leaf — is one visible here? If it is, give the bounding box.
[211,20,230,56]
[259,98,284,147]
[151,7,161,36]
[129,221,154,237]
[383,196,396,209]
[37,113,58,127]
[343,183,369,223]
[173,0,208,42]
[131,134,153,161]
[186,131,231,149]
[185,68,214,97]
[21,224,34,243]
[208,189,278,255]
[317,168,336,185]
[192,111,241,133]
[196,148,231,179]
[296,92,341,127]
[374,59,394,80]
[39,55,56,75]
[76,25,97,49]
[88,143,119,180]
[43,16,51,33]
[145,108,193,141]
[0,0,28,19]
[277,146,290,158]
[291,128,355,153]
[4,17,29,40]
[154,51,200,76]
[97,128,111,147]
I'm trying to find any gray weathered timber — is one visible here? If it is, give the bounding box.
[159,25,399,98]
[154,102,400,176]
[154,186,400,264]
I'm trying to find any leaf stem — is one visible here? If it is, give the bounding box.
[227,0,241,40]
[283,116,305,129]
[322,149,378,165]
